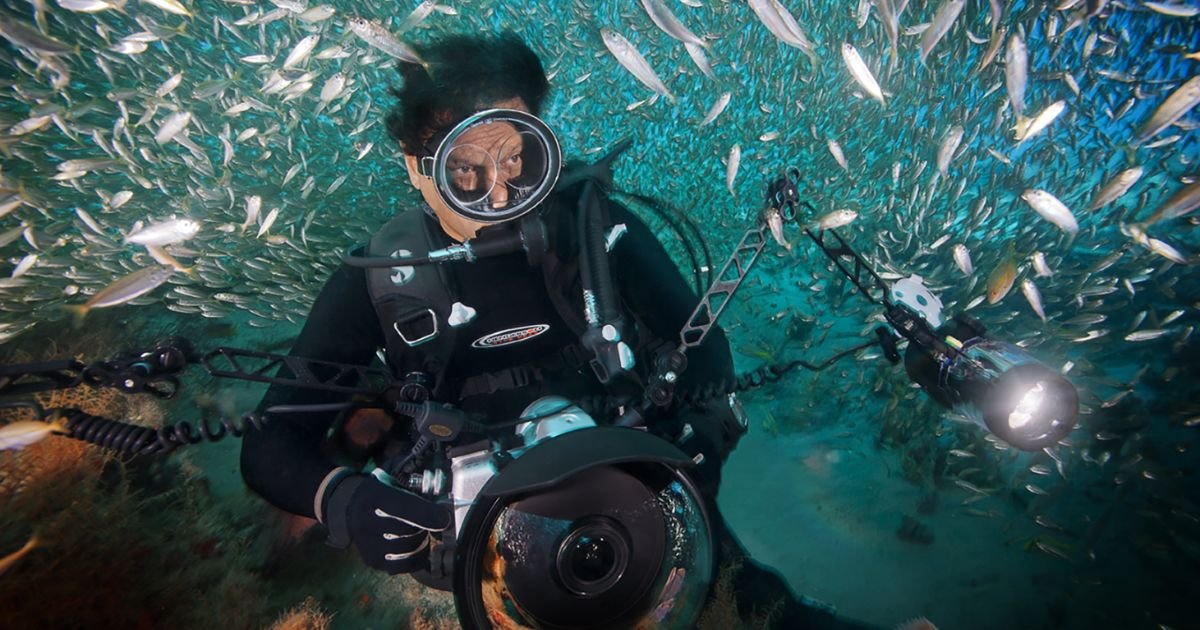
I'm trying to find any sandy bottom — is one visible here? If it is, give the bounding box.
[718,403,1069,630]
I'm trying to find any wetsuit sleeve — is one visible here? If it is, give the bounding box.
[608,202,736,393]
[240,262,384,518]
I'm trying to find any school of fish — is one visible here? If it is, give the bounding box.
[0,0,1197,626]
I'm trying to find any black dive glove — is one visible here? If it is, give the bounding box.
[319,471,451,574]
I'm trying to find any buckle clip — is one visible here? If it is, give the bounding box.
[393,308,439,347]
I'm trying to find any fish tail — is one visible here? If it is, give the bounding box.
[49,414,71,435]
[62,304,89,329]
[1011,115,1031,140]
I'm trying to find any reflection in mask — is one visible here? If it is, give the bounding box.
[443,121,535,211]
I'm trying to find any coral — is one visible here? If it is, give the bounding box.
[408,606,461,630]
[696,556,782,630]
[268,597,333,630]
[0,391,269,628]
[392,576,459,629]
[697,556,744,630]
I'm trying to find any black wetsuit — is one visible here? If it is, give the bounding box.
[240,193,872,629]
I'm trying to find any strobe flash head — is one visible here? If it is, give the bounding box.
[905,324,1079,451]
[978,362,1079,451]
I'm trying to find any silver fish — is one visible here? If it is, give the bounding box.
[827,139,849,170]
[814,209,858,230]
[241,195,262,232]
[1021,189,1079,235]
[0,223,28,249]
[841,43,885,106]
[937,125,964,175]
[57,0,126,13]
[748,0,818,67]
[1145,1,1200,17]
[1005,31,1028,121]
[347,17,427,69]
[1143,180,1200,225]
[283,34,320,69]
[700,92,731,126]
[11,254,37,278]
[154,110,192,144]
[640,0,706,47]
[725,144,740,197]
[601,29,674,102]
[765,208,790,250]
[257,207,280,238]
[397,0,437,33]
[140,0,191,16]
[952,243,973,276]
[1021,278,1047,321]
[1124,328,1170,342]
[1031,251,1054,277]
[684,42,715,79]
[125,217,200,246]
[0,14,74,54]
[919,0,966,64]
[64,265,175,325]
[297,5,336,22]
[1014,100,1065,144]
[875,0,900,56]
[1145,237,1187,264]
[1133,76,1200,145]
[1090,166,1143,210]
[155,71,183,98]
[319,72,347,104]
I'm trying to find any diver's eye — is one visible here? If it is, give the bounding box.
[508,154,522,165]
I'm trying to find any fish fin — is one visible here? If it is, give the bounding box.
[62,304,89,329]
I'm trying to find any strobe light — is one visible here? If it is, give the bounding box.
[904,324,1079,451]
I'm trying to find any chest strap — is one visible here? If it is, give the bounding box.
[449,343,590,399]
[365,209,459,395]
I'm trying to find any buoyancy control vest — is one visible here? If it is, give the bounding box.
[362,187,641,407]
[364,207,462,398]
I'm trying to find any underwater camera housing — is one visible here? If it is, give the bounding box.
[902,315,1079,451]
[388,396,714,629]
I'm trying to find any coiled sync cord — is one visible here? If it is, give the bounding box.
[61,408,268,456]
[16,338,878,457]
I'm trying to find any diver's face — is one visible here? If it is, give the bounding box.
[403,97,530,242]
[445,119,524,210]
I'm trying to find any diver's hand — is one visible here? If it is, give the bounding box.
[321,472,451,574]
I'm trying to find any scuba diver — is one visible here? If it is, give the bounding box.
[240,32,875,629]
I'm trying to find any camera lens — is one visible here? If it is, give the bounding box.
[570,535,614,582]
[556,517,629,596]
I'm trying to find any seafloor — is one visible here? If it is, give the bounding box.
[2,0,1199,628]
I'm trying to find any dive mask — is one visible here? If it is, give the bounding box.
[418,108,562,224]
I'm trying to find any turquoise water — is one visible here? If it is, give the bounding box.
[1,0,1198,628]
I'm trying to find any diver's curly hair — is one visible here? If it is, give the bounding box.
[384,32,550,154]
